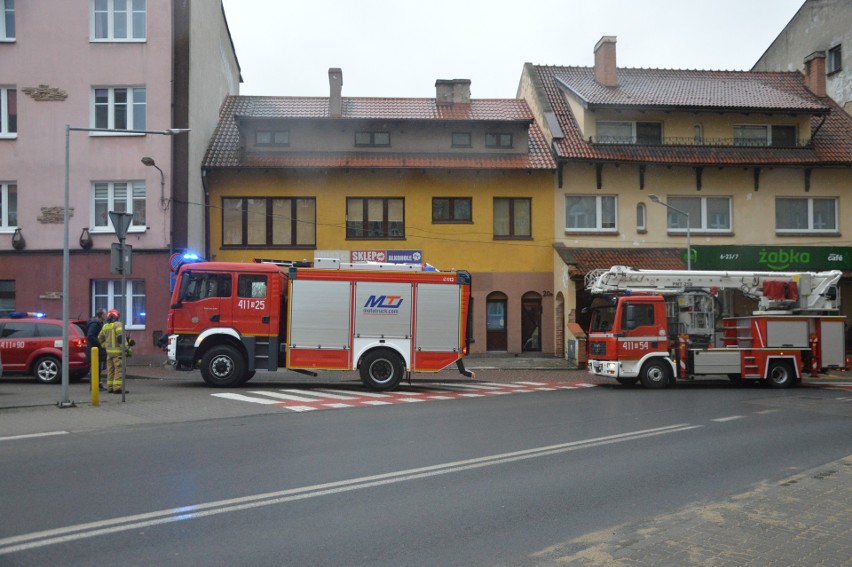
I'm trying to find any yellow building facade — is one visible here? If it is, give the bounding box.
[204,75,557,354]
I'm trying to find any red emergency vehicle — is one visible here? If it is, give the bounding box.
[584,266,845,388]
[166,258,473,390]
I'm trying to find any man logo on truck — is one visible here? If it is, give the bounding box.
[363,295,403,315]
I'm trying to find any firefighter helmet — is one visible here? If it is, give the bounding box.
[107,309,120,320]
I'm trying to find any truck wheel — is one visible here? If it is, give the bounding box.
[640,359,671,389]
[766,361,795,389]
[200,345,245,388]
[34,356,61,384]
[616,377,639,386]
[360,349,404,391]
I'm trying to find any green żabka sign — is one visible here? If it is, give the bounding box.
[690,246,852,271]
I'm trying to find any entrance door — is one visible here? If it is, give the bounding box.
[521,293,542,352]
[486,294,507,351]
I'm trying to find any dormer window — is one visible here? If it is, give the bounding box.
[596,121,662,144]
[355,131,390,147]
[451,132,472,148]
[256,130,289,146]
[734,125,797,147]
[485,133,513,148]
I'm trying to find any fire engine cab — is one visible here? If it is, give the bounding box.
[166,258,473,390]
[584,266,845,388]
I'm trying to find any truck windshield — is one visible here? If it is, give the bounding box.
[590,305,616,332]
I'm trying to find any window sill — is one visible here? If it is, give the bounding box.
[432,220,473,224]
[89,39,147,43]
[345,237,406,241]
[0,134,17,140]
[89,227,147,234]
[775,231,840,237]
[564,230,619,236]
[221,245,317,249]
[494,236,533,240]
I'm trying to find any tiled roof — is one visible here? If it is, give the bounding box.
[532,66,852,166]
[554,244,686,277]
[553,67,830,112]
[204,96,556,170]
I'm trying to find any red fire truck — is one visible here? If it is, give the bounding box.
[166,258,474,390]
[584,266,845,388]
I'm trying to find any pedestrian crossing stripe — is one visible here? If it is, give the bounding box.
[211,381,597,412]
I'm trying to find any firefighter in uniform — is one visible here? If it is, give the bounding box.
[98,309,125,393]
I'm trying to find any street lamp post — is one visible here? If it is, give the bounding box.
[59,126,189,408]
[649,194,691,271]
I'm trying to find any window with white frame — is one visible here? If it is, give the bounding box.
[636,203,646,232]
[1,86,16,136]
[93,87,146,130]
[93,279,146,329]
[665,196,731,232]
[565,195,617,232]
[91,181,146,232]
[1,0,14,41]
[0,181,17,230]
[92,0,146,41]
[776,197,837,233]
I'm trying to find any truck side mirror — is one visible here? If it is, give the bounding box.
[824,286,838,301]
[171,302,182,309]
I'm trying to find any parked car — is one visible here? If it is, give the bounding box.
[0,317,90,384]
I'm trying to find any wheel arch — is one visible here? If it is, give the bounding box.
[355,342,410,371]
[194,329,247,365]
[762,355,800,380]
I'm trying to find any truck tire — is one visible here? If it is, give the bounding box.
[616,377,639,386]
[34,356,61,384]
[200,345,245,388]
[360,349,404,391]
[766,361,795,389]
[640,359,671,389]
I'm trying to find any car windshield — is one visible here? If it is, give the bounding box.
[590,305,616,332]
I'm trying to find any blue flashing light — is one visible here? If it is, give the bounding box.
[183,252,201,261]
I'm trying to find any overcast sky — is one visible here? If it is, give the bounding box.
[220,0,805,99]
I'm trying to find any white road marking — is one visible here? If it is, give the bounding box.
[251,391,317,402]
[0,431,70,442]
[284,388,359,400]
[712,415,745,422]
[0,423,701,556]
[755,409,782,415]
[211,393,282,405]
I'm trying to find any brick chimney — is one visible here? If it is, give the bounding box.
[435,79,471,105]
[803,51,826,97]
[329,68,343,117]
[594,36,618,87]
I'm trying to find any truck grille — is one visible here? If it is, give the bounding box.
[589,341,607,356]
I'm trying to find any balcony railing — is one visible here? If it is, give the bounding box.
[591,136,812,148]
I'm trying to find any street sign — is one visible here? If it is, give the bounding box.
[110,243,133,275]
[108,211,133,240]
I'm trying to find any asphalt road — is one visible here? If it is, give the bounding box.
[1,379,850,566]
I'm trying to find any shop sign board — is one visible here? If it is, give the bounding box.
[690,246,852,271]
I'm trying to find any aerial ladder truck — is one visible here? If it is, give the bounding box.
[584,266,845,388]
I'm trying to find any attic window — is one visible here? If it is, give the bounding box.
[355,131,390,147]
[596,121,661,144]
[256,130,289,146]
[485,133,513,149]
[451,132,471,148]
[828,44,842,74]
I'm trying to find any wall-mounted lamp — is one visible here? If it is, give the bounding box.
[79,227,93,249]
[11,227,25,250]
